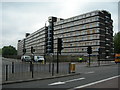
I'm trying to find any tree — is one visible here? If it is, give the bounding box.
[2,45,17,57]
[114,32,120,54]
[0,49,2,55]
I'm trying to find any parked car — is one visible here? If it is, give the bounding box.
[34,56,45,62]
[21,55,31,62]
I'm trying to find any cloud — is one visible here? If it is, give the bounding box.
[2,2,62,48]
[58,0,90,18]
[118,1,120,31]
[1,1,119,49]
[0,3,2,48]
[58,1,118,33]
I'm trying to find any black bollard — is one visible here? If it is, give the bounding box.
[52,63,54,76]
[98,55,100,66]
[6,65,8,81]
[12,62,14,73]
[30,61,33,72]
[30,61,34,78]
[69,63,71,74]
[49,62,51,72]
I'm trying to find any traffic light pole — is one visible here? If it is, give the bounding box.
[88,54,91,66]
[98,48,101,66]
[52,53,54,76]
[56,38,63,74]
[98,55,100,66]
[57,50,59,74]
[87,46,92,67]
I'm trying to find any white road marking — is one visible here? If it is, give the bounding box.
[65,78,85,83]
[74,75,120,89]
[48,77,85,86]
[84,71,95,74]
[48,81,65,85]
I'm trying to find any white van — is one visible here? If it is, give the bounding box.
[34,56,45,62]
[21,55,31,62]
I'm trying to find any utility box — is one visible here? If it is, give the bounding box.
[69,63,76,73]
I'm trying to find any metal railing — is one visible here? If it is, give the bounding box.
[2,61,70,83]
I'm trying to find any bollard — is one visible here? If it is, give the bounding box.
[98,60,100,66]
[49,62,51,72]
[88,54,91,66]
[12,62,14,73]
[30,61,34,78]
[32,68,34,78]
[98,55,100,67]
[6,65,8,81]
[69,63,76,73]
[30,61,33,72]
[69,63,71,74]
[52,63,54,76]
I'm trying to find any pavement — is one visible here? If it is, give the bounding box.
[2,72,81,85]
[2,58,116,85]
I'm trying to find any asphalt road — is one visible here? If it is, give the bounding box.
[84,76,119,88]
[2,64,119,89]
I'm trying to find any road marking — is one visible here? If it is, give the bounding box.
[48,81,65,85]
[48,77,85,86]
[73,75,120,89]
[84,71,94,74]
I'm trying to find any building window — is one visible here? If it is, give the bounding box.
[91,12,96,16]
[96,16,99,20]
[86,13,91,17]
[87,30,90,34]
[90,30,93,34]
[82,48,84,51]
[87,36,89,40]
[96,28,99,33]
[82,36,84,40]
[81,31,84,35]
[96,22,99,26]
[92,29,94,33]
[96,41,99,45]
[82,15,85,18]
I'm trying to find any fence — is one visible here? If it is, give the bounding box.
[2,61,70,83]
[2,58,116,83]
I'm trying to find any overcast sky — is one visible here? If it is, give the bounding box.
[1,0,119,49]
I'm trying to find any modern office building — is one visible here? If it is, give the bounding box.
[17,10,114,61]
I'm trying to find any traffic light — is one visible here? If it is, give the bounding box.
[23,48,26,55]
[98,48,102,54]
[57,38,63,54]
[87,46,92,54]
[31,46,35,54]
